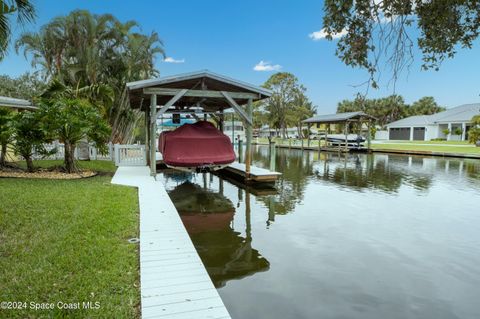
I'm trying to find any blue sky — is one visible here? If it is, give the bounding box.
[1,0,479,113]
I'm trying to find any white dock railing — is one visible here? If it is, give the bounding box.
[114,144,147,167]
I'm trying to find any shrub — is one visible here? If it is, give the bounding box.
[39,98,111,173]
[468,127,480,146]
[12,111,51,172]
[453,127,463,135]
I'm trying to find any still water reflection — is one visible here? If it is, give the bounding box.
[158,147,480,319]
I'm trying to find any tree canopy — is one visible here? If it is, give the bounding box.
[0,0,35,60]
[322,0,480,87]
[15,10,165,143]
[259,72,316,138]
[0,72,46,101]
[337,95,445,127]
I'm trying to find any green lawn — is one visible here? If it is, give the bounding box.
[255,137,480,156]
[370,143,480,155]
[0,160,140,318]
[383,140,471,145]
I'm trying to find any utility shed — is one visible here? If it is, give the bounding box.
[125,70,272,178]
[303,111,376,151]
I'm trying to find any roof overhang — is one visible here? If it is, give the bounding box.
[303,111,376,124]
[126,70,272,113]
[0,96,37,110]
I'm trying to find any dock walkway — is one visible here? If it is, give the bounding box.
[222,162,281,183]
[112,166,231,319]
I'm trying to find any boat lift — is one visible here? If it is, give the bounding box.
[125,70,281,183]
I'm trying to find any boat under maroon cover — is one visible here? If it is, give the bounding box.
[159,121,236,171]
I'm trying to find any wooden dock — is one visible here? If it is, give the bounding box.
[221,162,281,183]
[112,166,231,319]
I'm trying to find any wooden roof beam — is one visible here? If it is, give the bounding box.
[143,88,260,100]
[155,89,188,117]
[221,91,253,126]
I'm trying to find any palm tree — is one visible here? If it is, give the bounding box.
[16,9,165,143]
[0,0,35,60]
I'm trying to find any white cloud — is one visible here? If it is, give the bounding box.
[309,28,347,41]
[253,60,282,72]
[164,57,185,63]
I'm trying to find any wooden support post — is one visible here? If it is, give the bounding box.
[245,98,253,178]
[145,110,150,165]
[269,139,276,171]
[219,178,224,195]
[231,113,235,144]
[150,94,157,177]
[307,124,311,148]
[268,196,275,224]
[325,124,329,149]
[344,121,349,152]
[238,138,243,163]
[367,120,372,151]
[219,110,224,132]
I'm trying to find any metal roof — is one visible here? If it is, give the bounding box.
[303,111,375,124]
[385,115,432,127]
[126,70,272,112]
[0,96,37,110]
[387,103,480,127]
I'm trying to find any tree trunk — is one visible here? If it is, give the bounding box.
[25,155,34,172]
[0,142,7,167]
[64,142,77,173]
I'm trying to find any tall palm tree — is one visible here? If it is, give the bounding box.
[16,9,165,143]
[0,0,35,60]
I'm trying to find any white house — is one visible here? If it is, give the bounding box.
[386,103,480,141]
[224,120,245,143]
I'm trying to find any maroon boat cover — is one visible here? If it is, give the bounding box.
[159,121,236,167]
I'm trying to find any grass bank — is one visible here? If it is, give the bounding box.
[370,143,480,155]
[0,160,140,318]
[254,137,480,156]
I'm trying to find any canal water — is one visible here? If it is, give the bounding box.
[157,146,480,319]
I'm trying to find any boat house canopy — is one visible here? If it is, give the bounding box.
[126,70,271,114]
[125,70,272,177]
[303,111,375,125]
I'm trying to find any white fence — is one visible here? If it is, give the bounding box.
[32,142,114,161]
[29,142,146,167]
[114,144,147,166]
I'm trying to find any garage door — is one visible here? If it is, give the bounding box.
[413,127,425,140]
[389,128,411,140]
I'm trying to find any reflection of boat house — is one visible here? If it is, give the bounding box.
[167,178,270,288]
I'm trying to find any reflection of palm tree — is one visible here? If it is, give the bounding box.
[253,146,314,216]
